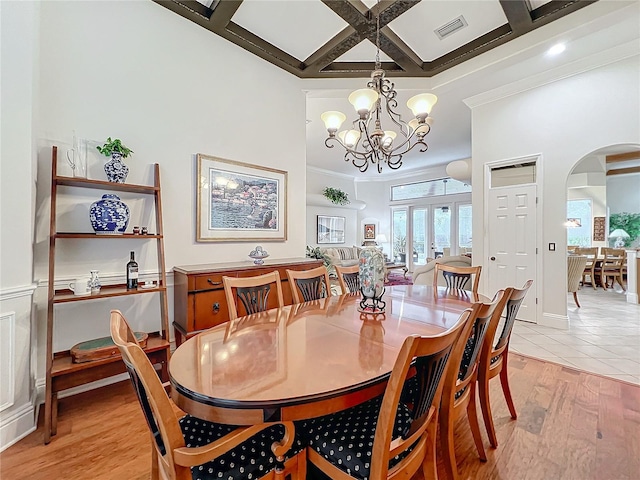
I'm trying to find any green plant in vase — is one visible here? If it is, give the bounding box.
[97,137,133,183]
[323,187,350,206]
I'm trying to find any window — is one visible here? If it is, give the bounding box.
[392,209,407,262]
[458,204,472,251]
[566,199,592,246]
[391,178,471,201]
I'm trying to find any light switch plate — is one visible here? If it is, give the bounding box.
[549,242,556,251]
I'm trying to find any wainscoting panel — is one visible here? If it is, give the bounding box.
[0,312,16,412]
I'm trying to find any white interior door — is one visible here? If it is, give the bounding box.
[487,184,537,322]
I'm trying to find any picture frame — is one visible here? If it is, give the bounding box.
[197,154,287,242]
[364,223,376,240]
[317,215,345,244]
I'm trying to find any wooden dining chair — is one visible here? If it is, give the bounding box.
[109,310,306,480]
[439,290,505,480]
[335,264,360,294]
[433,263,482,295]
[477,280,533,448]
[597,247,626,291]
[575,247,598,289]
[223,271,285,320]
[286,266,332,303]
[300,308,472,480]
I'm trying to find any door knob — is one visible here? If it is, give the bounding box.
[490,256,496,261]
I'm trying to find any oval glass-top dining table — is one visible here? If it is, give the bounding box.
[170,285,483,426]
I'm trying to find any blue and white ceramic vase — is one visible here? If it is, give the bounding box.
[104,152,129,183]
[89,194,130,235]
[358,246,386,313]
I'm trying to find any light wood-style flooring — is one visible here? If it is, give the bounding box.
[1,353,639,480]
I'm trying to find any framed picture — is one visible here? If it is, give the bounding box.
[317,215,345,244]
[364,223,376,240]
[197,154,287,242]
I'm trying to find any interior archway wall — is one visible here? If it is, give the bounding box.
[470,55,639,328]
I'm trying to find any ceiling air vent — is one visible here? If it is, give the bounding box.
[434,15,468,40]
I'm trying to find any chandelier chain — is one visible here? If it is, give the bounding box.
[375,0,381,68]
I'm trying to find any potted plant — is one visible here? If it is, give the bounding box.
[323,187,350,206]
[97,137,133,183]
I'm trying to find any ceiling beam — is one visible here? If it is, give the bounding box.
[499,0,533,34]
[606,151,640,163]
[606,166,640,176]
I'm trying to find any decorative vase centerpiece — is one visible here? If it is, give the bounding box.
[96,137,133,183]
[89,194,130,234]
[358,246,386,313]
[249,246,269,265]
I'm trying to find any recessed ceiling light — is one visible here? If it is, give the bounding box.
[548,43,566,55]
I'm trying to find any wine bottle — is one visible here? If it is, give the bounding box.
[126,251,139,290]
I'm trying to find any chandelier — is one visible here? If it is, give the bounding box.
[321,2,437,174]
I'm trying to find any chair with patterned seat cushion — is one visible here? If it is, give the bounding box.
[477,280,532,449]
[335,264,361,294]
[439,290,505,480]
[110,310,306,480]
[286,266,332,304]
[433,263,481,295]
[300,308,472,480]
[223,271,285,320]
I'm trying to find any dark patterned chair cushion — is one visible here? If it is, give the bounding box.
[179,415,305,480]
[299,396,414,480]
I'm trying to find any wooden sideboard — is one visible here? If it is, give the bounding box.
[173,257,323,345]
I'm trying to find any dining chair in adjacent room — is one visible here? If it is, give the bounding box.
[576,247,599,289]
[223,271,285,320]
[439,290,505,480]
[477,280,533,448]
[109,310,306,480]
[335,264,361,294]
[299,308,472,480]
[433,263,482,295]
[568,255,588,307]
[286,266,332,303]
[597,247,626,291]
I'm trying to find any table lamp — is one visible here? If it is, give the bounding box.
[608,228,629,248]
[375,234,388,257]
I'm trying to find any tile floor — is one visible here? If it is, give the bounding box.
[509,285,640,384]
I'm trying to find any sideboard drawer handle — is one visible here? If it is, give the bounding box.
[212,303,220,313]
[207,278,222,285]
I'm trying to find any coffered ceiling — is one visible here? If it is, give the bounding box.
[156,0,596,78]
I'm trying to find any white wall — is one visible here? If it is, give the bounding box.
[471,55,640,327]
[22,0,306,425]
[306,168,360,247]
[0,1,38,451]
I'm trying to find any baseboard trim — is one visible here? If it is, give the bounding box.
[539,312,569,330]
[0,401,36,453]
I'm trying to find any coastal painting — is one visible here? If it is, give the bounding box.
[317,215,345,244]
[197,154,287,242]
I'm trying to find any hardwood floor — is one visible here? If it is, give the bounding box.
[1,353,639,480]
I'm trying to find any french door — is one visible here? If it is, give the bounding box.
[394,203,469,272]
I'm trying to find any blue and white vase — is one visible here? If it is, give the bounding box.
[89,194,130,235]
[358,246,386,313]
[104,152,129,183]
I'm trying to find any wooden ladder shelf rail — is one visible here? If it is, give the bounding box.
[44,146,170,444]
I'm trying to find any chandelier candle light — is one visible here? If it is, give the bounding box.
[321,1,437,173]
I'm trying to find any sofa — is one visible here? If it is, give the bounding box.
[412,255,473,286]
[320,246,362,269]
